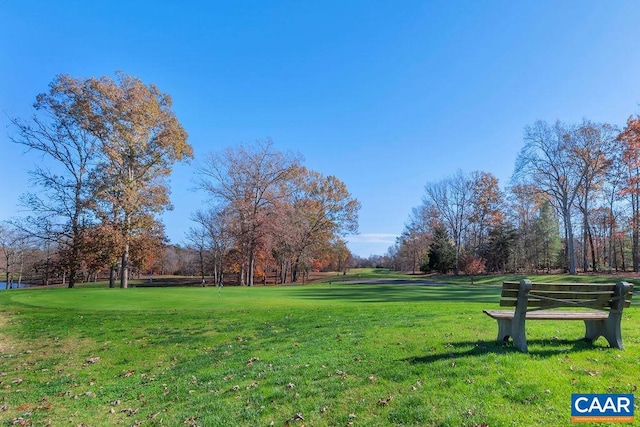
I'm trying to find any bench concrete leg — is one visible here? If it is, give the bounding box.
[511,320,528,352]
[511,279,531,352]
[584,313,624,349]
[496,319,511,342]
[494,318,527,351]
[584,319,604,343]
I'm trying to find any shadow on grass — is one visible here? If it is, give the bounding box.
[406,338,611,363]
[134,277,206,287]
[290,284,501,303]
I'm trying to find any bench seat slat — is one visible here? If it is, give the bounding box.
[499,299,631,308]
[502,282,618,292]
[502,289,620,298]
[483,309,609,320]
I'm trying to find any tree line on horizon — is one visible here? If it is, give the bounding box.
[387,118,640,277]
[5,71,640,287]
[0,72,359,288]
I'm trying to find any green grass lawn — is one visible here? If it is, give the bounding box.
[1,273,639,426]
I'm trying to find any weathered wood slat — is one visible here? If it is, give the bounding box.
[501,288,613,298]
[499,299,631,308]
[502,282,618,292]
[502,289,621,299]
[484,309,609,320]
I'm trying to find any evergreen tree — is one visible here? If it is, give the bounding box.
[483,224,518,273]
[533,201,561,272]
[423,224,455,274]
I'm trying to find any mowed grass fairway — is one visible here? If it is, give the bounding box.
[1,273,640,426]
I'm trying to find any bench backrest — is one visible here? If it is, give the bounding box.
[500,280,634,312]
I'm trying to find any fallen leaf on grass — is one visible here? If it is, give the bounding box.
[183,416,198,426]
[120,408,138,416]
[378,396,393,406]
[85,357,100,364]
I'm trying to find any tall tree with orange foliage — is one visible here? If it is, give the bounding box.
[86,73,192,288]
[281,168,359,282]
[617,115,640,271]
[469,171,503,255]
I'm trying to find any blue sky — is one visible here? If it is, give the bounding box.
[2,1,640,257]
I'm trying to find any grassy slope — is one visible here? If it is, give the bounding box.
[0,271,639,426]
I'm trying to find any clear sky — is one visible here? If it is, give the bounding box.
[2,1,640,257]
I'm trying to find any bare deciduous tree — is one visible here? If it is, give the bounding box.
[514,120,581,274]
[423,170,473,275]
[10,75,98,288]
[196,139,300,286]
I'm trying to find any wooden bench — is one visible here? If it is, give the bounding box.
[483,279,633,352]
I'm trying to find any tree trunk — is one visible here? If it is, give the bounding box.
[453,232,461,276]
[634,211,640,273]
[120,242,129,288]
[582,213,589,273]
[199,250,205,285]
[588,225,597,272]
[608,212,614,273]
[68,217,79,288]
[213,262,218,287]
[248,245,255,286]
[563,207,577,274]
[44,250,50,286]
[120,211,132,288]
[109,266,116,288]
